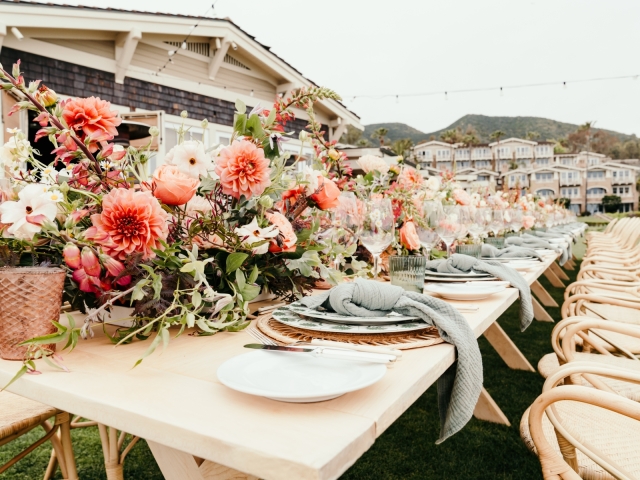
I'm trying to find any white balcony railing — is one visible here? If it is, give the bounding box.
[560,178,582,187]
[612,178,633,185]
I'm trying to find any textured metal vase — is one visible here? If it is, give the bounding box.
[0,267,66,361]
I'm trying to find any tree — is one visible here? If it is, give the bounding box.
[525,131,540,141]
[356,139,370,147]
[440,128,463,144]
[602,194,622,213]
[557,197,571,208]
[391,138,414,158]
[340,125,365,146]
[490,130,506,143]
[371,127,388,146]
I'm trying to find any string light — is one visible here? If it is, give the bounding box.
[345,73,640,101]
[500,87,503,97]
[250,89,254,97]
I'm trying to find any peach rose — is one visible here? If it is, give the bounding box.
[152,165,199,206]
[266,211,297,253]
[522,215,535,230]
[400,220,420,251]
[452,188,471,206]
[310,175,340,210]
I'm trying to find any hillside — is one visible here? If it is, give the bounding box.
[363,115,637,145]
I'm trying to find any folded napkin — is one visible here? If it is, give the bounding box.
[425,254,533,331]
[299,278,482,444]
[480,244,542,261]
[528,231,571,265]
[505,234,569,265]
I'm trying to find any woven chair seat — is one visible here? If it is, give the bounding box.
[520,401,640,480]
[583,303,640,326]
[538,353,640,402]
[0,392,58,440]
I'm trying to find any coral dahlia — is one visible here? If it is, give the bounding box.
[85,189,169,260]
[215,140,271,199]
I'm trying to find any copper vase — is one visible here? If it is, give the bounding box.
[0,267,66,361]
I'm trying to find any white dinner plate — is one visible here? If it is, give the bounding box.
[535,249,557,256]
[425,270,491,278]
[424,283,506,301]
[217,350,387,402]
[506,260,540,272]
[424,275,498,283]
[272,309,431,333]
[287,301,419,324]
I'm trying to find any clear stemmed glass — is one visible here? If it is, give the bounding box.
[434,205,461,258]
[455,206,472,243]
[360,198,395,279]
[329,192,363,271]
[489,208,504,237]
[509,209,523,234]
[416,200,441,260]
[468,207,488,241]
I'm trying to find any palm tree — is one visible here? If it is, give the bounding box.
[525,131,540,141]
[391,138,414,159]
[490,130,506,171]
[371,127,388,147]
[440,128,463,145]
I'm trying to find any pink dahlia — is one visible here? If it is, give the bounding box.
[215,140,271,199]
[62,97,122,146]
[85,189,169,260]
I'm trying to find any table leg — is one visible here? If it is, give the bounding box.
[532,297,554,323]
[531,280,559,307]
[483,322,535,372]
[543,267,565,288]
[147,440,258,480]
[564,259,575,271]
[473,387,511,426]
[549,262,570,281]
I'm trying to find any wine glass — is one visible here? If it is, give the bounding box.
[488,209,504,237]
[468,207,488,241]
[416,200,441,260]
[434,205,462,258]
[360,198,395,279]
[509,209,523,234]
[455,206,472,242]
[328,193,363,271]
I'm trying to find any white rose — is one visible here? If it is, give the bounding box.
[425,176,441,191]
[357,155,389,174]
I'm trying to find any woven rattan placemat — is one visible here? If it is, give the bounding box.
[256,315,444,350]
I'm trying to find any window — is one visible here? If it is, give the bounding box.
[475,160,491,168]
[536,189,555,197]
[477,175,489,182]
[516,146,531,156]
[587,187,606,196]
[457,161,470,168]
[217,134,230,146]
[587,170,605,179]
[473,148,490,158]
[437,149,451,160]
[625,187,630,194]
[535,172,553,181]
[456,149,469,158]
[561,158,574,165]
[536,159,549,165]
[496,146,511,158]
[536,145,550,156]
[588,157,600,165]
[561,187,579,197]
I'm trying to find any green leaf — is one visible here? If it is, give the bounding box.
[265,108,276,126]
[132,333,163,368]
[192,290,202,309]
[246,114,265,139]
[236,269,246,292]
[247,264,259,284]
[226,252,248,274]
[130,279,149,304]
[241,283,261,302]
[186,313,196,328]
[235,99,246,114]
[234,113,247,133]
[161,327,170,351]
[1,365,28,391]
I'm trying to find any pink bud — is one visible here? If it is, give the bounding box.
[70,209,89,223]
[81,248,101,277]
[63,243,81,269]
[115,275,132,287]
[72,268,94,293]
[101,255,125,277]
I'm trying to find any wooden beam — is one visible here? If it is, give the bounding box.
[532,297,555,322]
[331,122,348,142]
[483,322,535,372]
[531,280,558,307]
[115,27,142,84]
[208,36,230,81]
[543,267,565,288]
[276,82,297,97]
[549,261,570,281]
[0,24,6,53]
[473,387,511,426]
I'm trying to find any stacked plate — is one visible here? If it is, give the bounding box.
[424,282,507,301]
[480,255,539,263]
[271,302,430,334]
[424,270,497,283]
[504,260,541,272]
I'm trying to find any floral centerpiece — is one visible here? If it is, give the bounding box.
[0,60,351,376]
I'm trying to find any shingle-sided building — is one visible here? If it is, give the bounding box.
[0,0,361,170]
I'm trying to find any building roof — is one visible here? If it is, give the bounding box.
[489,137,538,147]
[0,0,361,126]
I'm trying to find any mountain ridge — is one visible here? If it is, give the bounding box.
[363,115,637,145]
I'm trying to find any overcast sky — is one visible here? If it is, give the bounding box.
[34,0,640,136]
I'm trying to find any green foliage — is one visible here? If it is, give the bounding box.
[602,194,622,213]
[557,197,571,208]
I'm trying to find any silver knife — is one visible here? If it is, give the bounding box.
[244,344,396,365]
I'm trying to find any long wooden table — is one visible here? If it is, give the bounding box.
[0,253,565,480]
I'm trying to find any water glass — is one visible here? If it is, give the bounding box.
[455,244,482,258]
[389,256,426,293]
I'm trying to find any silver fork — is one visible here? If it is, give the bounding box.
[246,324,280,346]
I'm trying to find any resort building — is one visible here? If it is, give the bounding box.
[412,138,639,213]
[0,1,361,171]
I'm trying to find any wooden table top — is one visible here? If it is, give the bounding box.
[0,254,558,480]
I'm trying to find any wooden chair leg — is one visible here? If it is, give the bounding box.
[43,448,57,480]
[97,423,140,480]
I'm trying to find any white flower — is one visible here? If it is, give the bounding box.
[0,134,31,169]
[185,195,213,215]
[0,184,58,240]
[298,165,321,195]
[45,190,64,203]
[166,140,213,179]
[425,176,441,191]
[357,155,389,174]
[234,217,279,254]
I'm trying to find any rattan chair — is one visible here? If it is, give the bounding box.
[0,391,77,479]
[520,363,640,480]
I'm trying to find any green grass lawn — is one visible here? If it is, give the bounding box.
[0,261,581,480]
